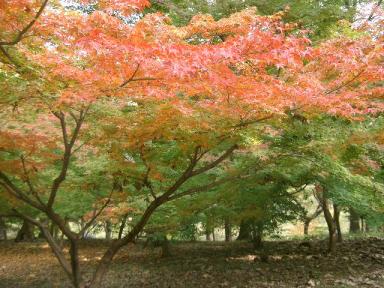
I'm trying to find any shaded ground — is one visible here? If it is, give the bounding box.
[0,238,383,288]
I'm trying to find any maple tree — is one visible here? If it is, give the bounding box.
[0,0,384,287]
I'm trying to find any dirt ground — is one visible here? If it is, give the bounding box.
[0,238,383,288]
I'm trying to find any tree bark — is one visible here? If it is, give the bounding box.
[205,227,212,241]
[303,205,322,235]
[251,223,263,250]
[0,217,7,240]
[89,197,163,288]
[304,220,310,235]
[333,204,342,242]
[160,236,171,258]
[69,239,83,288]
[237,220,251,240]
[118,214,128,240]
[349,208,360,233]
[321,198,337,253]
[15,220,34,242]
[105,220,112,241]
[224,218,232,242]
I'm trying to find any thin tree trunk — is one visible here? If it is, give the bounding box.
[205,227,212,241]
[304,220,310,235]
[160,236,171,258]
[303,206,322,236]
[89,197,163,288]
[321,198,337,253]
[365,220,370,232]
[349,208,360,233]
[118,214,128,240]
[224,218,232,242]
[69,239,83,288]
[251,223,263,250]
[105,221,112,241]
[15,220,34,242]
[333,204,342,242]
[0,217,7,240]
[212,228,216,241]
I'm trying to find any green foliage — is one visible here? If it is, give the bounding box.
[148,0,364,39]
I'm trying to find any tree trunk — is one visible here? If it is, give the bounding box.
[349,208,360,233]
[205,227,212,241]
[160,236,171,258]
[118,214,128,240]
[303,206,322,235]
[333,204,342,242]
[303,220,310,235]
[224,218,232,242]
[89,197,163,288]
[237,220,251,240]
[212,228,216,241]
[15,220,34,242]
[321,198,337,253]
[251,223,263,250]
[0,217,7,240]
[69,239,83,288]
[105,221,112,241]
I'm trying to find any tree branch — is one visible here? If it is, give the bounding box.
[368,0,383,21]
[48,108,88,208]
[79,192,113,238]
[119,63,159,88]
[167,176,234,202]
[0,0,49,46]
[325,69,365,95]
[20,155,45,206]
[190,144,238,177]
[12,209,73,279]
[0,46,19,67]
[0,171,45,211]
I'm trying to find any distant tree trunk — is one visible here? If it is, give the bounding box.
[333,204,342,242]
[224,218,232,242]
[118,214,128,240]
[237,220,251,240]
[160,236,171,258]
[349,208,360,233]
[303,221,309,235]
[105,221,112,241]
[212,228,216,241]
[364,219,369,233]
[303,206,322,235]
[251,223,264,250]
[0,217,7,240]
[15,220,34,242]
[205,227,212,241]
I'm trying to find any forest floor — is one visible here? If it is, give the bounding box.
[0,237,383,288]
